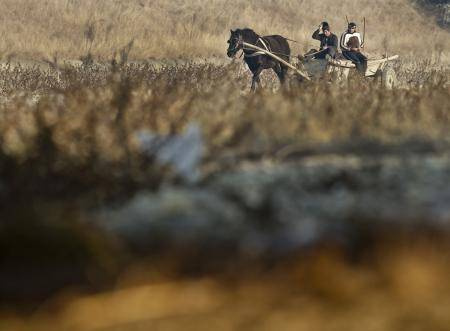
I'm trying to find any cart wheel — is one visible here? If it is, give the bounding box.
[381,67,397,89]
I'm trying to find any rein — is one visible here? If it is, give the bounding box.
[284,37,301,43]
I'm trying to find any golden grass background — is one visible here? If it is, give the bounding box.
[0,0,449,62]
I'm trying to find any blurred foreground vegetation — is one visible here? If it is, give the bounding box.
[0,61,449,330]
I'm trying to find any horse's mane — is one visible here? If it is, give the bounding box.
[237,28,259,42]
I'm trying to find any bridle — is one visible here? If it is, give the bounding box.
[227,34,243,58]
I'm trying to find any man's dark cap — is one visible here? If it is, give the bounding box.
[348,22,357,28]
[322,21,330,30]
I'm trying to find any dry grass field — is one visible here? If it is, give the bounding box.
[0,1,450,330]
[0,0,449,62]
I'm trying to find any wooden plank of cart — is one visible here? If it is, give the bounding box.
[328,55,399,87]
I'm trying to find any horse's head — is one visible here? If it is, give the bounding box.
[227,29,243,58]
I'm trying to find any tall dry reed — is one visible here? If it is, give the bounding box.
[0,0,448,62]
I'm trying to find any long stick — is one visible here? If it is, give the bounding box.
[362,17,366,48]
[365,55,399,63]
[303,50,324,58]
[242,42,310,80]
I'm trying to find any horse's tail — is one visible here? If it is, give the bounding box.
[283,37,301,44]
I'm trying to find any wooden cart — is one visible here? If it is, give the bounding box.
[300,55,400,88]
[242,42,399,88]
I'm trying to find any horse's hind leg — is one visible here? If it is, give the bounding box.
[281,65,290,88]
[274,63,288,86]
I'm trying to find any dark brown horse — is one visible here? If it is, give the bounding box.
[227,28,290,91]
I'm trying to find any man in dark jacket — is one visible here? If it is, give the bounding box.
[311,22,338,59]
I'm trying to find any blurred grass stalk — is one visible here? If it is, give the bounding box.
[0,59,449,331]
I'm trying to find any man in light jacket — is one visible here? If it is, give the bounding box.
[340,22,367,73]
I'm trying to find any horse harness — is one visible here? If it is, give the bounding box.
[243,37,272,58]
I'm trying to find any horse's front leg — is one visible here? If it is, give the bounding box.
[251,66,263,92]
[251,75,262,91]
[250,77,257,92]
